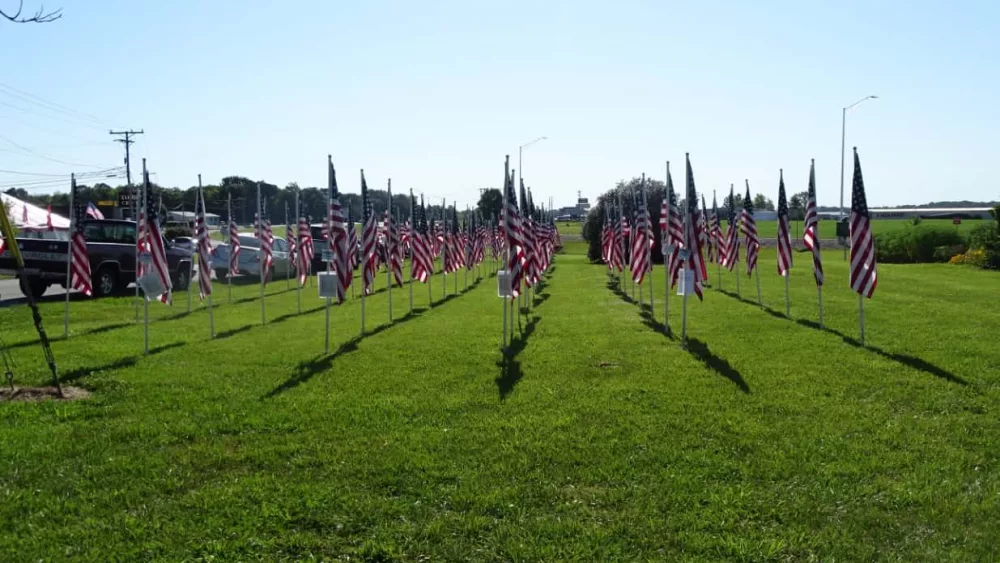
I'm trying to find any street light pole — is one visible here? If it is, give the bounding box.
[839,95,877,259]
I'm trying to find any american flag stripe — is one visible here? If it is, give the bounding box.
[740,182,759,277]
[776,170,793,277]
[850,148,877,298]
[361,171,377,295]
[630,183,651,284]
[143,169,172,304]
[69,177,92,296]
[326,157,347,300]
[411,194,433,282]
[228,197,240,277]
[684,154,705,300]
[664,172,685,288]
[803,159,824,286]
[196,187,212,300]
[386,202,403,287]
[505,166,525,298]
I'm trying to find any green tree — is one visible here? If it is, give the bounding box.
[753,193,775,212]
[477,188,503,222]
[789,191,807,220]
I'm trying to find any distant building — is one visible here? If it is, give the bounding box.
[817,207,993,220]
[554,195,591,220]
[166,210,220,228]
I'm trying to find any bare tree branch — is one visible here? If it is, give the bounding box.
[1,1,62,23]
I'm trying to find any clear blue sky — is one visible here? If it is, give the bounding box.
[2,0,998,211]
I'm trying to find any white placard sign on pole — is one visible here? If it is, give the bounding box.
[676,268,695,296]
[497,270,512,298]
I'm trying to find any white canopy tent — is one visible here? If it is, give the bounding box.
[0,192,70,233]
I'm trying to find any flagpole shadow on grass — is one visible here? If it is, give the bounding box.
[718,289,786,320]
[794,319,967,386]
[59,341,185,383]
[686,338,751,394]
[496,314,539,401]
[263,306,429,398]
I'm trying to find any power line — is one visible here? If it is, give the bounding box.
[0,135,105,168]
[109,129,143,186]
[0,82,110,127]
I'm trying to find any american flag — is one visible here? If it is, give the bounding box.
[196,186,212,300]
[803,159,824,286]
[722,185,740,271]
[361,170,377,295]
[701,195,712,263]
[664,171,684,288]
[710,194,722,265]
[411,193,433,282]
[346,205,358,285]
[386,192,403,288]
[69,176,92,296]
[228,195,240,277]
[517,186,534,285]
[140,168,171,303]
[850,148,877,298]
[326,157,346,299]
[610,202,624,272]
[504,164,525,298]
[464,213,475,270]
[683,154,706,300]
[259,196,274,284]
[602,205,613,266]
[776,170,793,277]
[46,204,53,231]
[285,203,296,267]
[630,182,651,284]
[85,201,104,220]
[490,214,501,260]
[619,210,630,271]
[474,213,486,266]
[453,206,465,271]
[297,211,313,287]
[433,208,444,257]
[740,182,759,277]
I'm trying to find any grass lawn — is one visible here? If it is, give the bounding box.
[1,244,999,560]
[560,218,985,241]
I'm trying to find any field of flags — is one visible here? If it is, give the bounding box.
[599,149,877,344]
[39,154,561,358]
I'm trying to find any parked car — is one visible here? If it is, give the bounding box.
[210,234,291,280]
[0,219,193,298]
[171,236,196,253]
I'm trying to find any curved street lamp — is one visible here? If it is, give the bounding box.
[839,95,878,220]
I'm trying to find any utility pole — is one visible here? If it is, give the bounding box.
[110,129,143,220]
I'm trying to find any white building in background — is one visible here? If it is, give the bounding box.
[166,210,220,228]
[554,194,591,220]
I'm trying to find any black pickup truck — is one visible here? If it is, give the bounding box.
[0,219,192,299]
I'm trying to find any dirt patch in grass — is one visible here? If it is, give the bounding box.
[0,386,90,402]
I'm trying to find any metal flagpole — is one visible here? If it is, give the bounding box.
[618,191,625,293]
[755,264,762,306]
[227,193,233,304]
[427,197,432,309]
[502,158,509,351]
[360,170,367,337]
[715,189,722,290]
[134,175,140,323]
[409,190,414,316]
[629,184,635,302]
[784,272,790,317]
[199,176,214,338]
[64,173,74,338]
[387,179,393,323]
[141,160,150,355]
[186,185,193,313]
[285,202,291,290]
[818,286,824,328]
[858,294,866,346]
[441,199,447,300]
[257,182,265,325]
[296,191,302,314]
[644,177,654,322]
[680,168,690,345]
[663,162,670,328]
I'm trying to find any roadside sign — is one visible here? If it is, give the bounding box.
[97,200,116,207]
[677,269,695,295]
[118,190,137,207]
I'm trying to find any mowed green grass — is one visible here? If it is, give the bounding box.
[559,218,985,240]
[1,244,999,560]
